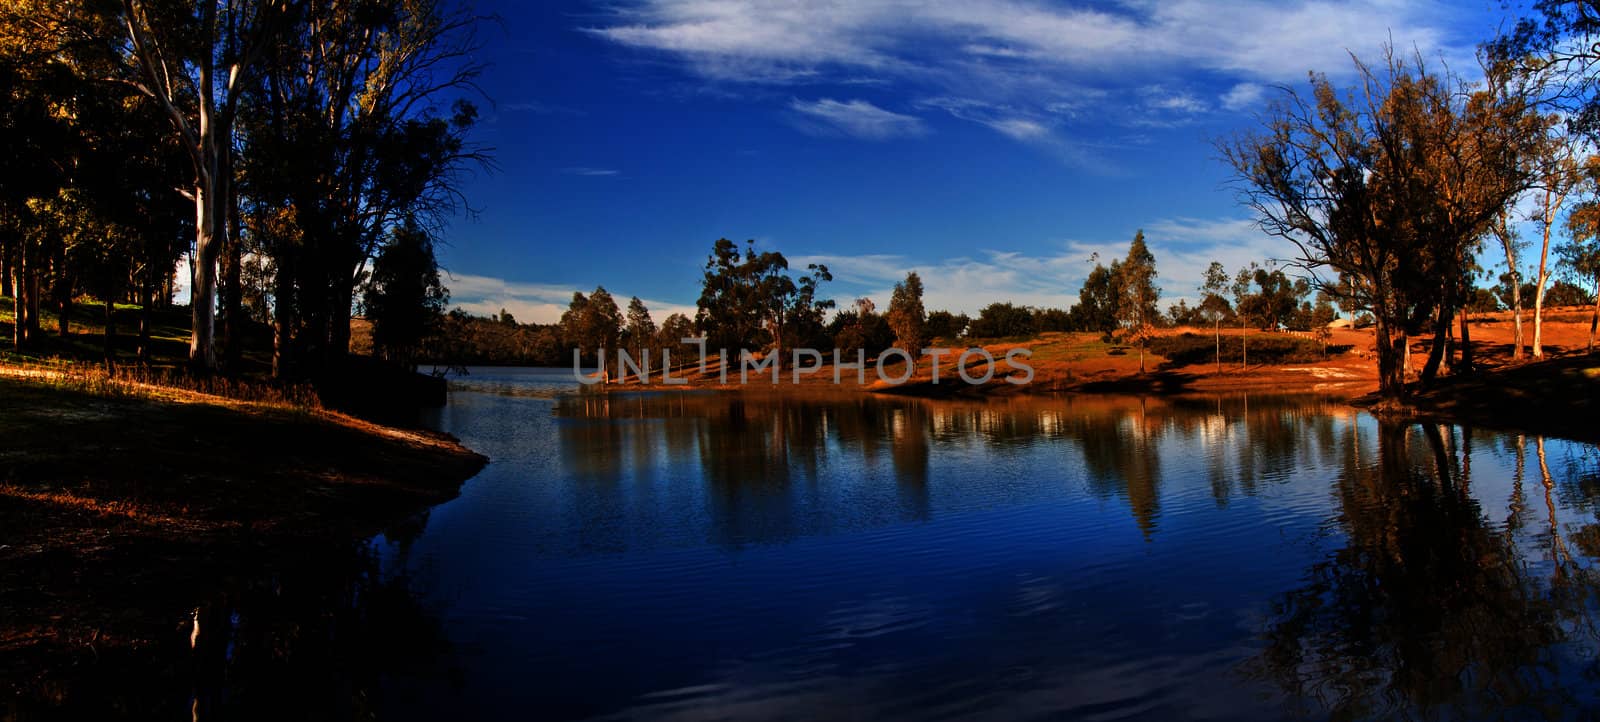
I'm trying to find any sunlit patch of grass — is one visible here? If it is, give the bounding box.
[0,484,232,533]
[0,359,323,413]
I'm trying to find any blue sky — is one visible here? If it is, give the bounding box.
[439,0,1518,323]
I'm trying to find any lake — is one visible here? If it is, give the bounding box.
[185,367,1600,720]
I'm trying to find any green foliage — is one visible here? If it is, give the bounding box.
[1466,287,1502,313]
[967,302,1038,339]
[1167,299,1203,326]
[886,271,927,355]
[924,310,969,340]
[1033,307,1073,332]
[1071,259,1121,337]
[559,287,623,361]
[829,298,894,355]
[1199,261,1233,324]
[695,238,832,353]
[1148,333,1348,368]
[1241,266,1307,330]
[1117,230,1160,332]
[1222,49,1543,393]
[623,296,657,356]
[425,310,565,367]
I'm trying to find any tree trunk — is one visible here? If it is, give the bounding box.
[1214,319,1221,373]
[139,274,153,365]
[55,259,70,340]
[1420,305,1452,383]
[1374,316,1406,397]
[329,279,354,363]
[1588,286,1598,354]
[0,236,10,300]
[1510,258,1524,361]
[10,241,23,351]
[24,245,40,339]
[221,188,243,374]
[1534,197,1554,359]
[191,177,222,371]
[104,299,117,370]
[1402,331,1411,384]
[1459,306,1474,371]
[272,245,295,379]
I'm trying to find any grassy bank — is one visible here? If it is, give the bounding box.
[1356,354,1600,444]
[0,365,485,706]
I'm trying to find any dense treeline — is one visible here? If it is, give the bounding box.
[1,0,486,380]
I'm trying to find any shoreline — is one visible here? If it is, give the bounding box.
[582,334,1599,443]
[0,367,486,707]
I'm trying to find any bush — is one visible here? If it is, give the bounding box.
[966,302,1037,339]
[1147,332,1348,367]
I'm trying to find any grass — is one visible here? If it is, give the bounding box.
[0,370,485,711]
[0,294,276,374]
[0,295,482,712]
[1148,332,1349,367]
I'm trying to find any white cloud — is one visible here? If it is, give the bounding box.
[1144,88,1208,114]
[789,214,1298,314]
[1219,82,1267,112]
[987,117,1052,141]
[789,98,928,140]
[589,0,1475,88]
[589,0,1479,168]
[792,250,1083,315]
[443,272,696,325]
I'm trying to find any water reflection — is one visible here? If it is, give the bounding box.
[552,391,1359,546]
[1251,424,1600,719]
[13,383,1600,721]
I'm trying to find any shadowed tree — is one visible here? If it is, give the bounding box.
[242,0,489,379]
[115,0,296,370]
[623,296,656,359]
[362,223,447,371]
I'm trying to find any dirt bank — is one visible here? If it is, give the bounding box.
[0,368,485,707]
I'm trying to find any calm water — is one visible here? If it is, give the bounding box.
[179,368,1600,719]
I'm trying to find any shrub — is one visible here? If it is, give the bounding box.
[1147,332,1348,367]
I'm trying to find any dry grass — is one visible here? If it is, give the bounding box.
[0,359,322,411]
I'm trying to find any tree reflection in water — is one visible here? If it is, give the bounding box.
[555,390,1600,718]
[17,390,1600,720]
[10,520,460,722]
[1250,422,1600,720]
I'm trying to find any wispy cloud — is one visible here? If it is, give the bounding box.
[588,0,1474,91]
[443,273,696,325]
[790,215,1291,314]
[789,98,928,140]
[561,167,621,177]
[587,0,1480,167]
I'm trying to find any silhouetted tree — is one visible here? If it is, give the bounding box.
[363,223,447,371]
